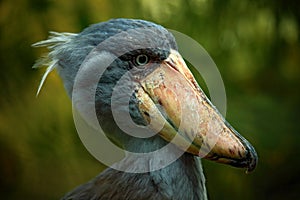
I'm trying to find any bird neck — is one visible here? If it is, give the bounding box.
[112,135,208,200]
[63,136,208,200]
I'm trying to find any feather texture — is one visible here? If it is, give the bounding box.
[32,32,77,95]
[33,19,208,200]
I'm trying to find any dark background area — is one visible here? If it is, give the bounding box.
[0,0,299,199]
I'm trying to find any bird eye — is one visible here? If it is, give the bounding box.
[135,54,149,66]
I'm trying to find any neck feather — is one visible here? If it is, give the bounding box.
[62,136,208,200]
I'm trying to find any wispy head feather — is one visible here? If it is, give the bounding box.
[32,31,77,96]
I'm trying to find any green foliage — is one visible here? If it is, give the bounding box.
[0,0,299,199]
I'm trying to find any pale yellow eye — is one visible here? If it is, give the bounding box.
[135,54,149,66]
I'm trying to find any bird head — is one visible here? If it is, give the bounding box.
[33,19,257,173]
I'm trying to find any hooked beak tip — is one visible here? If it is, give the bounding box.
[224,142,258,173]
[245,144,258,173]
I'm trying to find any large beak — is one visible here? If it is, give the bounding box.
[135,50,257,173]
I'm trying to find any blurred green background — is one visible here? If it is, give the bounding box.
[0,0,299,199]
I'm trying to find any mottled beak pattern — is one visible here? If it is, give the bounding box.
[136,50,257,172]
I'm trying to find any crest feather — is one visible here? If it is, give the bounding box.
[32,31,77,95]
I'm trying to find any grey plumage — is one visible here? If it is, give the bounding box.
[33,19,208,199]
[33,19,257,200]
[33,19,176,97]
[61,146,207,200]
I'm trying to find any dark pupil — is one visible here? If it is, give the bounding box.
[136,55,148,65]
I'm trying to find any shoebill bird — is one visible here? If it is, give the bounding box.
[33,18,257,200]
